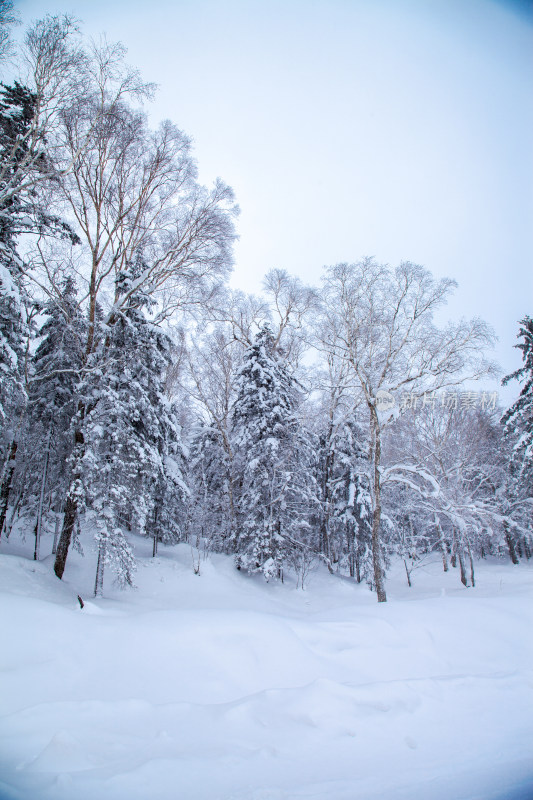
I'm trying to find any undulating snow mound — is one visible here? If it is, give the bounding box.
[0,536,532,800]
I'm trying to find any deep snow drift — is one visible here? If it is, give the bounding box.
[0,532,532,800]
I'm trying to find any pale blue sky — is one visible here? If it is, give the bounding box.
[16,0,533,402]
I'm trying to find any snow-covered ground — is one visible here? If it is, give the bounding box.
[1,532,532,800]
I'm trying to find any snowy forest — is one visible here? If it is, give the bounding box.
[1,11,532,604]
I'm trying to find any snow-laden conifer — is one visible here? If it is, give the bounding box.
[329,418,373,583]
[502,317,533,486]
[0,84,36,449]
[231,325,318,579]
[82,262,188,594]
[188,423,234,553]
[0,80,80,538]
[23,277,85,557]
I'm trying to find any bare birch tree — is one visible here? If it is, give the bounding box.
[52,44,237,580]
[317,258,497,601]
[0,15,88,207]
[0,0,17,64]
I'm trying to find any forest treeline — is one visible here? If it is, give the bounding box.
[0,12,531,601]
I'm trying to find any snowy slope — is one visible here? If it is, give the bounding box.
[0,534,532,800]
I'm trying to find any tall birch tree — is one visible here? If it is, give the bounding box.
[317,258,496,601]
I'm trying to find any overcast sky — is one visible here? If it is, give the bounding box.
[16,0,533,403]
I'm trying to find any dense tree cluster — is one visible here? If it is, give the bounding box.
[0,13,531,600]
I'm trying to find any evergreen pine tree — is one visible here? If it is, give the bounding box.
[0,82,78,537]
[150,404,189,557]
[0,83,41,535]
[188,423,234,553]
[501,317,533,560]
[502,316,533,486]
[0,84,36,452]
[231,325,317,579]
[330,418,373,583]
[82,262,188,593]
[24,277,85,557]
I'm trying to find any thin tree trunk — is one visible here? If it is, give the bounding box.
[464,534,475,588]
[435,516,448,572]
[440,541,449,571]
[0,439,18,538]
[94,544,105,597]
[5,485,23,539]
[450,539,457,569]
[152,504,159,557]
[504,522,519,565]
[404,559,412,588]
[457,549,468,587]
[347,524,355,578]
[226,466,236,549]
[524,538,531,560]
[52,510,61,554]
[370,405,386,602]
[355,551,361,584]
[453,530,468,587]
[468,548,475,587]
[320,434,334,563]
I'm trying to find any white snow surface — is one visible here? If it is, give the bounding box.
[1,533,532,800]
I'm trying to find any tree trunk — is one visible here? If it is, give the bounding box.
[54,492,77,579]
[52,509,61,554]
[347,524,355,578]
[320,431,334,563]
[226,465,237,549]
[435,516,448,572]
[404,559,412,588]
[464,534,475,588]
[152,504,159,557]
[504,522,519,565]
[54,429,84,580]
[0,439,18,538]
[453,530,468,587]
[5,485,23,539]
[440,541,449,572]
[370,405,386,602]
[457,549,468,587]
[355,551,361,584]
[94,544,105,596]
[468,549,475,587]
[524,538,531,560]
